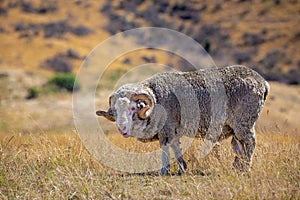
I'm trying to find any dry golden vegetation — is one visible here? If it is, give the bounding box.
[1,82,300,199]
[0,126,299,199]
[0,0,300,199]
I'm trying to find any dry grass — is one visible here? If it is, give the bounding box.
[1,1,299,199]
[0,78,300,199]
[0,130,299,199]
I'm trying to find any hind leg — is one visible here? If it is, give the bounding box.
[230,94,261,172]
[231,127,256,172]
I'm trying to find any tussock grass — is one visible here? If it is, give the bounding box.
[0,81,299,199]
[1,132,299,199]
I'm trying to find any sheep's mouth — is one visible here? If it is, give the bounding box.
[118,128,130,138]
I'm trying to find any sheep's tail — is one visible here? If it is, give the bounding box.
[263,81,270,101]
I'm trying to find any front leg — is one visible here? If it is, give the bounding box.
[171,137,187,175]
[161,143,170,175]
[159,125,176,175]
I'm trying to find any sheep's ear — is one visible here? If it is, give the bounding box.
[96,109,115,122]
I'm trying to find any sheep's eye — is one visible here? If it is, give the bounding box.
[136,100,146,109]
[131,107,136,111]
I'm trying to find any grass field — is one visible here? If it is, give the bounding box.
[1,1,300,199]
[0,82,299,199]
[0,129,299,199]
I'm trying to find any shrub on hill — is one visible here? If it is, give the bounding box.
[43,20,70,38]
[260,50,287,69]
[26,87,40,99]
[20,1,58,14]
[0,26,6,33]
[41,55,73,73]
[287,69,300,85]
[47,73,80,92]
[14,20,92,39]
[243,32,266,46]
[0,7,8,16]
[193,24,230,54]
[64,49,81,59]
[25,73,80,99]
[40,49,82,73]
[233,51,252,64]
[71,25,92,36]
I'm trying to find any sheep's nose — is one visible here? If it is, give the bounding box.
[118,124,127,132]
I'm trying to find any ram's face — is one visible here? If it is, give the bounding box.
[96,93,154,138]
[114,97,136,137]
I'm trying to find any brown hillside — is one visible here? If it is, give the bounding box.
[0,0,299,83]
[0,1,300,198]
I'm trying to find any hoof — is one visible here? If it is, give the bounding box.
[160,166,170,176]
[177,168,185,176]
[178,162,187,175]
[233,157,251,172]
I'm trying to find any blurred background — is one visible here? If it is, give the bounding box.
[0,0,299,136]
[0,1,300,198]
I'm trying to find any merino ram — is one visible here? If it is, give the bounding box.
[96,65,269,174]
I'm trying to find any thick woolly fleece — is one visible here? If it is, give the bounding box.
[106,65,270,173]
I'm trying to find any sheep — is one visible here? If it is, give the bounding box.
[96,65,270,175]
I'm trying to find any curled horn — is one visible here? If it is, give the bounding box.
[131,93,154,119]
[96,95,116,122]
